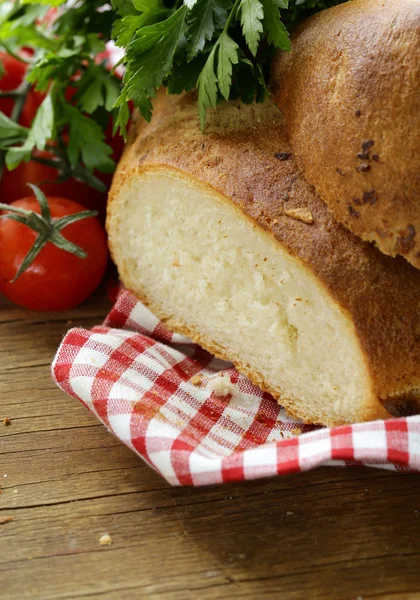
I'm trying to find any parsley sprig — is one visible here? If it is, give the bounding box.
[113,0,292,133]
[0,0,346,189]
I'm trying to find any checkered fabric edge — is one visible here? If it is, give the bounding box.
[52,290,420,486]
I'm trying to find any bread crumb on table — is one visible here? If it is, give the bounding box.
[190,374,204,386]
[291,428,302,436]
[284,208,314,224]
[0,516,13,525]
[207,374,235,397]
[99,533,113,546]
[3,417,11,426]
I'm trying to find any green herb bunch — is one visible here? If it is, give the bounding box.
[0,0,346,189]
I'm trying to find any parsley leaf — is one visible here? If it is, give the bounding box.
[196,29,237,128]
[64,103,115,172]
[134,0,162,11]
[114,14,156,47]
[166,53,206,94]
[197,45,218,129]
[217,32,238,99]
[186,0,230,60]
[112,0,138,18]
[0,113,28,148]
[6,92,54,169]
[120,6,187,124]
[239,0,264,56]
[261,0,290,50]
[75,64,122,114]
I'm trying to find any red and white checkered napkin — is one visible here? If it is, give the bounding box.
[52,290,420,485]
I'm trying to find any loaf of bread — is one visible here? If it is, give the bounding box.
[272,0,420,268]
[107,92,420,427]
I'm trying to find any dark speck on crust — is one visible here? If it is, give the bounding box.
[372,154,380,162]
[274,152,292,161]
[362,190,378,205]
[336,168,345,176]
[357,152,370,160]
[395,225,416,255]
[355,109,362,117]
[362,139,374,152]
[348,205,360,218]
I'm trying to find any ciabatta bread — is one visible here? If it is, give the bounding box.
[107,93,420,427]
[272,0,420,268]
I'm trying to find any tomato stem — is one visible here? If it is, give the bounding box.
[0,203,31,215]
[30,155,61,169]
[10,82,31,123]
[0,91,19,98]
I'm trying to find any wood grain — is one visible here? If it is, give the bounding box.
[1,290,420,600]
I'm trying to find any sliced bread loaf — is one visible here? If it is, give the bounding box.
[107,93,420,426]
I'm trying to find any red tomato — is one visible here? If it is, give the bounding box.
[0,196,108,311]
[0,52,44,127]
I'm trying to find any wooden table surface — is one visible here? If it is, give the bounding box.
[1,289,420,600]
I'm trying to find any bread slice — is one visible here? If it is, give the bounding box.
[272,0,420,268]
[107,92,420,427]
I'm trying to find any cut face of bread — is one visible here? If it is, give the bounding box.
[110,169,373,425]
[108,93,420,427]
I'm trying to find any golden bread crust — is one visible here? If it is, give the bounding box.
[272,0,420,267]
[108,92,420,423]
